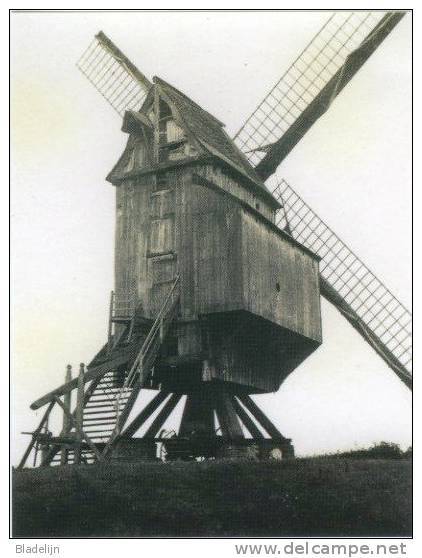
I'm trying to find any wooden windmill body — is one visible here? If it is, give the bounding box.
[95,76,321,457]
[19,12,411,468]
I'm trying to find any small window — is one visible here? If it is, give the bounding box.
[255,202,260,211]
[275,282,281,292]
[156,173,168,188]
[159,100,172,119]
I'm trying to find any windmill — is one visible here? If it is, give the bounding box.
[18,10,411,468]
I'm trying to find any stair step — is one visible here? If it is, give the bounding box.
[86,398,120,404]
[84,428,116,434]
[85,405,116,410]
[83,409,119,416]
[84,423,115,429]
[89,432,114,437]
[97,382,124,386]
[90,396,119,401]
[91,391,129,397]
[83,416,117,426]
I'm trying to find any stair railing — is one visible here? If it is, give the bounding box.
[114,273,181,429]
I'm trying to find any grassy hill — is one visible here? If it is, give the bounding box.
[12,457,411,538]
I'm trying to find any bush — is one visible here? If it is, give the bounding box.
[334,442,410,460]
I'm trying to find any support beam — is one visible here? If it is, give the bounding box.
[215,390,244,440]
[231,396,264,439]
[54,396,103,461]
[60,365,72,465]
[40,371,107,467]
[107,291,114,355]
[238,394,287,441]
[115,383,143,433]
[101,381,145,457]
[121,390,169,438]
[31,349,134,410]
[17,400,56,470]
[74,363,85,464]
[179,390,215,437]
[144,393,182,439]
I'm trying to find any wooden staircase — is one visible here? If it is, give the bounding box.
[30,274,181,467]
[101,273,181,455]
[79,274,180,462]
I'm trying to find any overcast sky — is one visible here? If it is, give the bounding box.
[11,10,412,463]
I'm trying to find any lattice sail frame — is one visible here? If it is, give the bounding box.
[76,31,152,116]
[270,176,412,384]
[234,11,387,166]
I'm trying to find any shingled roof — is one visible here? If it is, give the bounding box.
[154,77,280,209]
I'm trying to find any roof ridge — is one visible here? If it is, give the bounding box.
[153,76,225,128]
[149,76,280,208]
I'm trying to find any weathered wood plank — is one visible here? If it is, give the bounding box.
[122,390,169,438]
[30,351,133,410]
[238,395,288,441]
[60,365,73,465]
[231,396,264,439]
[143,393,182,439]
[54,396,103,461]
[215,390,244,440]
[17,400,56,470]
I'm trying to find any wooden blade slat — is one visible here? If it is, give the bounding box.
[270,176,412,387]
[234,12,403,173]
[76,31,152,116]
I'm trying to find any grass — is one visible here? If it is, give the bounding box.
[12,457,411,537]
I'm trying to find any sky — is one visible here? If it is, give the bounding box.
[10,10,412,464]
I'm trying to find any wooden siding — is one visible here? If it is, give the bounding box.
[202,312,320,393]
[114,162,321,393]
[115,173,177,319]
[182,173,321,343]
[241,211,321,343]
[166,119,185,143]
[194,164,276,222]
[115,179,150,315]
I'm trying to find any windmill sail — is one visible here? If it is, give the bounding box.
[271,176,412,388]
[76,31,152,116]
[234,11,405,180]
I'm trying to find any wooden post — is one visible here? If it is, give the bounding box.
[153,84,160,164]
[107,291,114,354]
[74,363,85,464]
[54,396,103,461]
[238,394,287,441]
[121,390,169,438]
[40,439,50,466]
[179,390,215,437]
[231,396,264,439]
[17,400,56,470]
[144,393,182,439]
[215,390,244,440]
[60,365,72,465]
